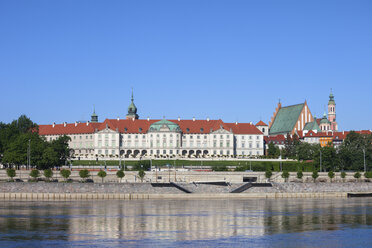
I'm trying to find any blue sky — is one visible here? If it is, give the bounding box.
[0,0,371,131]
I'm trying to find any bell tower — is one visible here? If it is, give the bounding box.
[126,88,139,120]
[327,89,337,131]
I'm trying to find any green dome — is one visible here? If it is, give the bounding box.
[320,113,330,124]
[149,119,181,132]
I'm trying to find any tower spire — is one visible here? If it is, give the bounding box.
[91,105,98,122]
[126,88,139,120]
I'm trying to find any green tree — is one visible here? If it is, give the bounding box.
[281,171,290,182]
[312,170,319,183]
[338,132,372,171]
[133,160,151,171]
[60,169,71,182]
[30,169,40,182]
[50,135,72,167]
[297,170,303,181]
[328,171,335,183]
[43,168,53,182]
[116,170,125,182]
[297,143,318,161]
[97,170,107,183]
[79,169,90,182]
[341,171,346,182]
[267,143,280,158]
[6,168,16,181]
[40,147,59,170]
[138,169,145,182]
[283,134,300,159]
[265,170,272,181]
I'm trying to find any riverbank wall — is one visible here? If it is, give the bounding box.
[1,182,371,200]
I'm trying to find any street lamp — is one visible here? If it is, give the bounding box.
[363,148,366,172]
[279,149,282,172]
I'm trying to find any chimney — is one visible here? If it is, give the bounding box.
[117,117,120,121]
[235,121,238,125]
[249,121,253,125]
[193,117,195,121]
[207,117,210,122]
[75,121,77,127]
[52,122,55,128]
[132,118,135,121]
[64,122,66,127]
[147,116,150,121]
[177,117,180,121]
[86,121,89,126]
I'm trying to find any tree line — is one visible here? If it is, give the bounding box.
[267,131,372,172]
[0,115,70,169]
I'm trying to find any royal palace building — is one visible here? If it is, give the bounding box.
[38,93,264,160]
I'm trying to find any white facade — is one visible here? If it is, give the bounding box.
[40,119,265,160]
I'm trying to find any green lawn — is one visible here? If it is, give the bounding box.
[71,159,315,172]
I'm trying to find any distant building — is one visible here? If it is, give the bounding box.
[268,90,338,135]
[39,92,264,160]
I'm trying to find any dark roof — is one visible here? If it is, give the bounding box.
[269,103,304,135]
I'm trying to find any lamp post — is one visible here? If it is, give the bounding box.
[280,149,282,172]
[363,148,366,172]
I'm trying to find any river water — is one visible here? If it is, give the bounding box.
[0,198,371,247]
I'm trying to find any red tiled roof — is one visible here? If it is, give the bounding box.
[39,122,101,135]
[304,130,334,138]
[39,119,263,135]
[255,120,268,126]
[225,122,263,134]
[264,135,285,143]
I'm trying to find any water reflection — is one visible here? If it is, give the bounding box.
[0,198,371,246]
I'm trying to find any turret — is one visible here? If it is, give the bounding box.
[91,106,98,123]
[327,89,337,131]
[126,89,139,120]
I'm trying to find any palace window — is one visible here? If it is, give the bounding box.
[186,128,190,132]
[200,128,204,132]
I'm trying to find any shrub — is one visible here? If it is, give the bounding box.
[97,170,107,183]
[354,172,361,181]
[341,171,346,179]
[364,171,372,179]
[6,168,16,181]
[281,171,290,182]
[265,170,272,181]
[212,165,228,171]
[116,170,125,182]
[312,170,319,183]
[60,169,71,182]
[297,170,303,180]
[79,169,90,182]
[328,171,335,183]
[138,169,145,182]
[44,169,53,182]
[30,169,40,182]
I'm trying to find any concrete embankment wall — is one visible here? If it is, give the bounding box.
[1,182,371,200]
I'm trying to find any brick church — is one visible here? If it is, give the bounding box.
[268,91,338,135]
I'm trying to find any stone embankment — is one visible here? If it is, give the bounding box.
[0,182,371,200]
